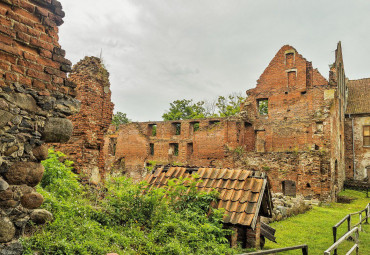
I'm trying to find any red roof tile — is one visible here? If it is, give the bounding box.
[144,167,272,228]
[346,78,370,114]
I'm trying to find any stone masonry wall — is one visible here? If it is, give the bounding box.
[0,0,79,251]
[55,57,114,185]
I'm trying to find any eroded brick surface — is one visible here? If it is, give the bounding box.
[55,57,114,184]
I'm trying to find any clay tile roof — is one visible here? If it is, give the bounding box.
[144,167,272,228]
[346,78,370,114]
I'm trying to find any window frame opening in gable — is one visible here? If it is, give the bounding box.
[287,69,297,88]
[257,98,268,116]
[364,125,370,147]
[150,143,154,155]
[172,122,181,135]
[169,143,179,156]
[148,124,157,136]
[285,50,295,67]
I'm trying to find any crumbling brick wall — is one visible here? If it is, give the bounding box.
[225,151,331,198]
[0,0,78,250]
[55,57,114,184]
[239,44,345,200]
[103,118,254,180]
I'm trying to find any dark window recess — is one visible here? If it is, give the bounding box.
[364,126,370,146]
[150,143,154,155]
[169,143,179,156]
[282,180,296,197]
[301,91,307,95]
[108,138,117,156]
[172,123,181,135]
[257,99,268,115]
[148,124,157,136]
[209,120,220,126]
[190,122,200,132]
[187,143,193,156]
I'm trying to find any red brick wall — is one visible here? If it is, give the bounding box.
[103,118,253,180]
[56,57,114,184]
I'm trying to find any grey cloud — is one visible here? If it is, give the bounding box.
[59,0,370,121]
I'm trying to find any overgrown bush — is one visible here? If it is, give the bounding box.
[21,150,236,255]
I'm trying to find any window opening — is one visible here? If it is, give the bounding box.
[316,122,323,133]
[209,120,220,126]
[150,143,154,155]
[169,143,179,156]
[187,143,193,157]
[172,122,181,135]
[364,126,370,146]
[257,99,268,115]
[108,138,117,156]
[190,121,200,134]
[148,124,157,136]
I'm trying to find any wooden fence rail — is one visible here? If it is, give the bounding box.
[240,244,308,255]
[332,203,369,255]
[325,227,359,255]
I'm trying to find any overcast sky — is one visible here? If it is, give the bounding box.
[59,0,370,122]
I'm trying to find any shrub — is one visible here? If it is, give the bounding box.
[22,150,236,255]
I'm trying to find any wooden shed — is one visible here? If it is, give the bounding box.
[144,167,275,248]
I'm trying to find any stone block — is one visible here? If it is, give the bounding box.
[4,162,44,187]
[42,118,73,143]
[20,192,43,209]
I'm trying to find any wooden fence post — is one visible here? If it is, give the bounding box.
[359,213,362,231]
[302,245,308,255]
[348,215,351,232]
[333,226,337,255]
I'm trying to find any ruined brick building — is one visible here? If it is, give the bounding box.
[103,42,369,201]
[0,0,79,251]
[54,56,114,185]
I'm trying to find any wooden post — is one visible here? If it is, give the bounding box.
[302,245,308,255]
[366,204,369,224]
[333,226,337,255]
[355,228,359,255]
[348,215,351,232]
[359,213,362,231]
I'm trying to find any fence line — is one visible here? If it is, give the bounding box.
[324,227,359,255]
[331,203,369,255]
[240,244,308,255]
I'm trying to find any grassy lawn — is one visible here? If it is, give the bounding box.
[264,189,370,254]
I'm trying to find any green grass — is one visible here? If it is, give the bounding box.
[264,190,369,254]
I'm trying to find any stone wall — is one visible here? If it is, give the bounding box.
[55,57,114,184]
[225,151,331,199]
[0,0,78,250]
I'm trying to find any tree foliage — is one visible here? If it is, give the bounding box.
[162,93,245,121]
[112,112,131,127]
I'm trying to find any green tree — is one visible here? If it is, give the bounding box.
[216,93,244,117]
[162,99,207,120]
[112,112,130,127]
[162,93,245,120]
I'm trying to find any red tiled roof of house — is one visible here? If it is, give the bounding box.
[144,167,272,229]
[346,78,370,114]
